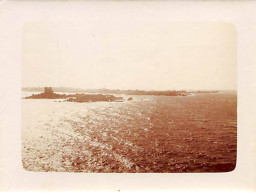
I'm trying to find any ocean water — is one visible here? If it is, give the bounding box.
[22,92,237,172]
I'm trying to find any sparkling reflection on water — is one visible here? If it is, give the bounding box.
[22,92,237,172]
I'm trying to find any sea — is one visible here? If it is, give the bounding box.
[22,91,237,172]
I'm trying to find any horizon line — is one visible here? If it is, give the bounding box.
[21,86,237,91]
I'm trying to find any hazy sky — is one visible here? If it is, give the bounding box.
[22,21,237,90]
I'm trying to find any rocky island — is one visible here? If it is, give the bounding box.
[25,87,125,102]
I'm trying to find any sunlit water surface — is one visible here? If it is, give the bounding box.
[22,92,237,172]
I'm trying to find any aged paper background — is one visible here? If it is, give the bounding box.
[0,0,256,191]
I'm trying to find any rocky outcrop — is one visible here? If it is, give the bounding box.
[127,97,133,101]
[71,94,124,103]
[25,87,124,102]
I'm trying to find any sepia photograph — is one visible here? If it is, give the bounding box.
[2,0,256,192]
[21,21,237,173]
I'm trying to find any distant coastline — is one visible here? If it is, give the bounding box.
[22,87,219,97]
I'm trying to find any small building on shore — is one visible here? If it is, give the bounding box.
[44,87,53,95]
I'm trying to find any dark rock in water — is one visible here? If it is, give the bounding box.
[67,98,76,102]
[75,94,123,102]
